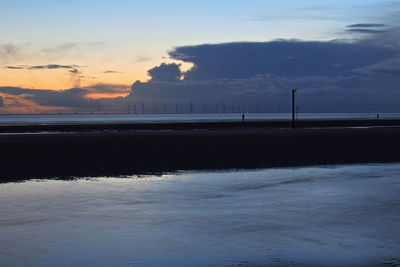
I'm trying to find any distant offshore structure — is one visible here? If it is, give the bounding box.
[118,102,289,115]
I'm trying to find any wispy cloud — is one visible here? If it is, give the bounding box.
[0,44,30,64]
[345,23,389,34]
[41,43,78,59]
[4,64,87,88]
[103,70,123,74]
[0,42,107,64]
[4,64,83,73]
[4,65,26,70]
[134,55,153,63]
[347,23,386,28]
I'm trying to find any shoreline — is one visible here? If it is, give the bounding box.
[1,118,400,133]
[2,121,400,182]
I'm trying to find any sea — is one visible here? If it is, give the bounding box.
[0,112,399,126]
[1,164,399,266]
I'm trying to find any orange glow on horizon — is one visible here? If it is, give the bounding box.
[84,92,130,99]
[0,66,147,90]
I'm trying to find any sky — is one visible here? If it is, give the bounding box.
[0,0,399,113]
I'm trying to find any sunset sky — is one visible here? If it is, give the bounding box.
[1,0,399,113]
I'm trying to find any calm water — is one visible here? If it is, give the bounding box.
[1,164,399,266]
[0,113,399,126]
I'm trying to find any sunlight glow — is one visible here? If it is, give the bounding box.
[84,93,130,99]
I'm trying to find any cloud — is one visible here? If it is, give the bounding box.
[33,88,91,107]
[357,25,400,50]
[30,64,79,70]
[126,35,400,113]
[103,70,123,74]
[3,36,400,113]
[0,87,90,108]
[0,92,59,113]
[0,44,27,64]
[69,68,80,74]
[147,63,182,81]
[355,56,400,77]
[0,42,106,65]
[0,87,83,113]
[41,43,78,59]
[347,23,387,28]
[4,65,26,70]
[374,69,400,76]
[0,43,75,64]
[4,64,84,87]
[346,29,388,34]
[0,44,19,58]
[128,71,400,112]
[134,56,152,63]
[0,83,133,113]
[129,71,400,113]
[5,64,83,72]
[168,41,396,80]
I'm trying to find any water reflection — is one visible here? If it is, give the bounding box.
[1,164,399,266]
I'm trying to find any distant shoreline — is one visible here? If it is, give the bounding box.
[2,120,400,182]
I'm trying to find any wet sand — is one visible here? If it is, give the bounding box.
[1,119,400,182]
[1,164,399,266]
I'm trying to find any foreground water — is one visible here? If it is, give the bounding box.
[1,113,400,126]
[0,164,399,266]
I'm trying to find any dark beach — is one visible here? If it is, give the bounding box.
[2,119,400,182]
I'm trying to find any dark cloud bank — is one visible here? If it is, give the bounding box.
[0,84,130,113]
[128,28,400,113]
[2,22,400,113]
[0,86,95,107]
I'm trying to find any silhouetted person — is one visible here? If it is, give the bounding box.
[377,114,380,120]
[242,113,245,122]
